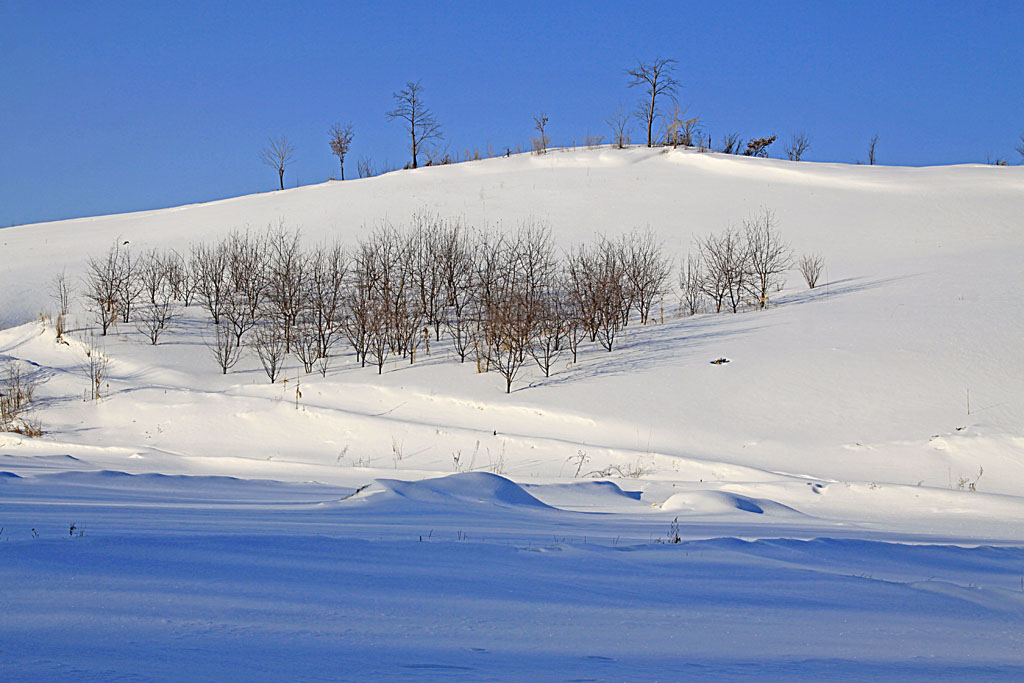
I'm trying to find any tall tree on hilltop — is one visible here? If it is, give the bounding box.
[386,81,442,169]
[328,123,354,180]
[259,135,295,190]
[626,57,680,148]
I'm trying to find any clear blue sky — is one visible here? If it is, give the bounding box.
[2,0,1022,227]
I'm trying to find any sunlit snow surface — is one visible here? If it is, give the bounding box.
[2,148,1024,679]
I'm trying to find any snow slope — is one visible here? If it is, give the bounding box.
[2,147,1024,678]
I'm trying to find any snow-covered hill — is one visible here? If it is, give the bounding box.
[2,147,1023,678]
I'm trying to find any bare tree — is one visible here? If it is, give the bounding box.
[356,156,375,179]
[605,104,632,149]
[164,250,197,306]
[50,270,72,317]
[798,253,825,289]
[328,123,355,180]
[678,252,705,316]
[785,132,810,161]
[81,341,109,401]
[620,228,672,324]
[251,323,287,383]
[306,241,348,375]
[207,320,243,374]
[260,135,295,190]
[191,241,230,325]
[386,81,442,170]
[83,243,129,335]
[1,361,40,433]
[264,224,306,352]
[1017,133,1024,164]
[720,133,743,154]
[743,208,791,309]
[532,113,550,154]
[699,227,751,313]
[745,136,776,158]
[135,250,178,344]
[868,133,879,165]
[626,57,680,148]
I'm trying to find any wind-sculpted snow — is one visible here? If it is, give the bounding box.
[356,472,554,510]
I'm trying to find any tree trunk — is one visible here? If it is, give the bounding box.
[278,169,284,190]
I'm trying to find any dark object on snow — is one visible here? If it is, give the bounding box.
[710,357,730,365]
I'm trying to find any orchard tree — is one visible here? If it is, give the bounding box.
[626,57,680,147]
[386,80,442,169]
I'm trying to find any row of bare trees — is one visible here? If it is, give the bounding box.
[68,212,819,392]
[677,208,824,315]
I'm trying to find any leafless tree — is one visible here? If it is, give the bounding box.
[357,156,375,179]
[251,323,287,383]
[260,135,296,190]
[1,361,40,432]
[191,241,229,325]
[1017,133,1024,164]
[81,341,109,401]
[50,270,72,317]
[720,133,743,154]
[785,132,810,161]
[408,213,448,340]
[83,243,129,335]
[135,250,178,344]
[306,241,348,375]
[207,321,243,374]
[164,249,197,306]
[620,228,672,324]
[626,57,680,148]
[222,230,269,344]
[699,227,751,313]
[798,253,825,289]
[605,104,632,149]
[744,208,791,309]
[532,113,550,154]
[386,80,442,170]
[566,238,627,351]
[264,225,305,352]
[440,222,477,362]
[868,133,879,165]
[745,136,776,158]
[678,252,705,316]
[328,123,354,180]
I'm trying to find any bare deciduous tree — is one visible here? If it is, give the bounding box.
[678,252,705,316]
[626,57,680,148]
[620,228,672,324]
[699,227,751,313]
[785,132,810,161]
[207,320,243,374]
[798,253,825,289]
[135,250,178,344]
[532,113,550,154]
[83,243,130,335]
[1017,133,1024,164]
[260,135,296,190]
[386,81,442,170]
[192,241,229,325]
[605,104,632,149]
[251,323,287,383]
[743,208,791,309]
[868,133,879,165]
[328,123,354,180]
[721,133,742,155]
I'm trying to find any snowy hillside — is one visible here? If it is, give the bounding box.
[2,147,1024,679]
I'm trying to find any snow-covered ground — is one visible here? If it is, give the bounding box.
[2,147,1023,679]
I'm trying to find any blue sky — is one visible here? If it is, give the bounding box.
[2,0,1022,226]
